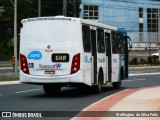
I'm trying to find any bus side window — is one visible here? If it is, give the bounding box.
[118,33,124,54]
[97,28,105,53]
[82,25,91,52]
[112,32,119,54]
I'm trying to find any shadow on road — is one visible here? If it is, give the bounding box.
[27,86,127,99]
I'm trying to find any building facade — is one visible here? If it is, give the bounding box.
[80,0,160,49]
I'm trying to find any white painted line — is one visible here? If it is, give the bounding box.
[129,72,160,76]
[124,79,146,82]
[15,89,42,94]
[0,94,3,96]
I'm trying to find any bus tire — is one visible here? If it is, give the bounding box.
[112,70,123,89]
[93,71,103,93]
[43,84,61,95]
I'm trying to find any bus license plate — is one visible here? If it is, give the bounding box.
[52,54,69,62]
[45,70,55,74]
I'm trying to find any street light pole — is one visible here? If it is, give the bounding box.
[63,0,67,16]
[73,0,76,17]
[148,42,151,57]
[14,0,17,72]
[38,0,41,17]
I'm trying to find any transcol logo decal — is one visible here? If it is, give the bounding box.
[28,51,42,60]
[39,64,62,69]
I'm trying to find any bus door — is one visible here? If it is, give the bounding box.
[91,27,97,84]
[124,36,132,78]
[105,31,112,82]
[83,25,92,86]
[82,25,97,85]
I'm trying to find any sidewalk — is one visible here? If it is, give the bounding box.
[103,86,160,120]
[73,85,160,120]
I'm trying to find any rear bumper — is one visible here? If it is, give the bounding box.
[20,70,86,85]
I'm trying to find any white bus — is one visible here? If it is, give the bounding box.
[20,16,132,95]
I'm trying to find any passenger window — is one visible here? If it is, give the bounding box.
[97,28,105,53]
[118,33,124,54]
[82,25,91,52]
[112,32,119,54]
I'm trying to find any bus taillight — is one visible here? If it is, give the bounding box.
[20,54,30,74]
[70,53,80,74]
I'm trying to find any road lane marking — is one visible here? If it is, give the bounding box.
[0,94,3,96]
[124,79,146,82]
[129,72,160,76]
[15,89,42,94]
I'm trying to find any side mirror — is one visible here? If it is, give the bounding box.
[126,36,132,52]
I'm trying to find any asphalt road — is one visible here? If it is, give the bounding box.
[0,74,160,120]
[0,61,11,66]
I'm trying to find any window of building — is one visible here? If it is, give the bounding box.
[139,8,143,18]
[147,8,158,32]
[82,25,91,52]
[97,28,105,53]
[83,5,99,20]
[139,8,143,32]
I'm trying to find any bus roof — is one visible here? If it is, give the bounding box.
[80,19,117,31]
[21,16,117,31]
[117,28,128,36]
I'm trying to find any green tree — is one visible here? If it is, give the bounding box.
[0,0,81,60]
[0,0,36,60]
[34,0,81,17]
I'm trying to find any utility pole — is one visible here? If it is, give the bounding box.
[73,0,76,17]
[38,0,41,17]
[14,0,17,72]
[158,10,160,61]
[63,0,67,16]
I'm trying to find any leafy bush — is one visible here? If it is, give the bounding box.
[140,58,146,65]
[131,57,139,65]
[147,56,153,65]
[152,56,159,65]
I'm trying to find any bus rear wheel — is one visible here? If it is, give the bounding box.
[112,81,121,89]
[43,84,61,95]
[112,70,123,89]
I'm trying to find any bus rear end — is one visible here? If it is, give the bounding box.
[20,17,84,94]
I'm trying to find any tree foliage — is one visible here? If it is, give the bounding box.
[0,0,81,60]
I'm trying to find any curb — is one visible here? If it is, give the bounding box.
[0,81,20,85]
[130,66,160,69]
[72,89,139,120]
[72,85,160,120]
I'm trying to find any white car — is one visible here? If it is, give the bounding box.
[151,52,159,57]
